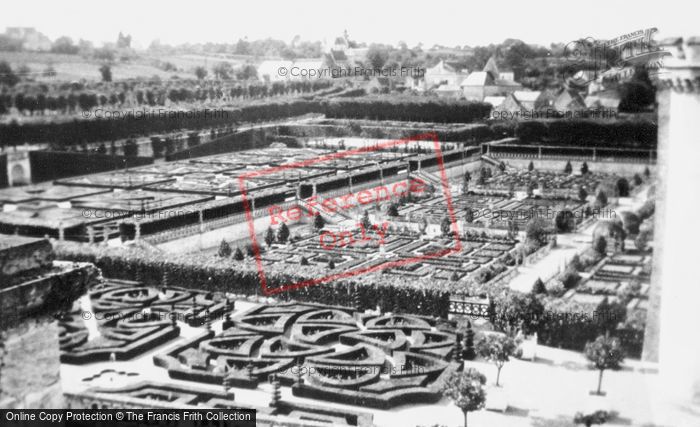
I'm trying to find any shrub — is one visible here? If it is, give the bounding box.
[525,217,550,246]
[264,227,275,247]
[564,161,573,174]
[545,280,566,296]
[595,191,608,209]
[217,239,232,257]
[594,236,607,255]
[313,213,325,231]
[559,266,581,289]
[616,178,630,197]
[532,277,546,294]
[578,186,588,202]
[554,210,575,233]
[277,223,290,243]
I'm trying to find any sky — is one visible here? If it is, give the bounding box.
[1,0,695,49]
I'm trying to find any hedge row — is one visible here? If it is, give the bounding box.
[323,98,492,123]
[0,100,323,146]
[54,241,452,318]
[278,122,493,143]
[513,119,657,148]
[0,98,494,147]
[29,151,153,182]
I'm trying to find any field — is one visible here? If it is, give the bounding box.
[1,51,253,82]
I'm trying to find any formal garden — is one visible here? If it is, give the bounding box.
[59,278,227,363]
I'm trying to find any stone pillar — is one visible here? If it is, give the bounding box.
[645,37,700,410]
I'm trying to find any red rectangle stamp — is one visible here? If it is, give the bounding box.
[238,132,461,295]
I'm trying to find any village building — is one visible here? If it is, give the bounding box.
[461,57,521,101]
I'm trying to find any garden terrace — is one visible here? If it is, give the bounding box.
[67,381,373,426]
[260,228,517,293]
[0,184,110,204]
[475,169,628,197]
[56,170,176,190]
[0,202,122,240]
[570,251,651,324]
[70,189,211,214]
[153,302,461,409]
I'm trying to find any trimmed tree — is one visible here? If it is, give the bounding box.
[581,161,589,175]
[361,210,371,229]
[440,368,487,427]
[462,171,471,194]
[564,161,573,174]
[475,333,521,387]
[594,235,607,255]
[313,213,325,231]
[464,321,476,360]
[264,227,275,247]
[595,191,608,209]
[441,216,453,237]
[464,208,475,224]
[616,178,630,197]
[578,186,588,203]
[300,256,310,266]
[584,334,625,395]
[217,239,232,257]
[233,247,244,261]
[387,204,399,217]
[532,277,546,294]
[528,161,534,172]
[277,223,290,243]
